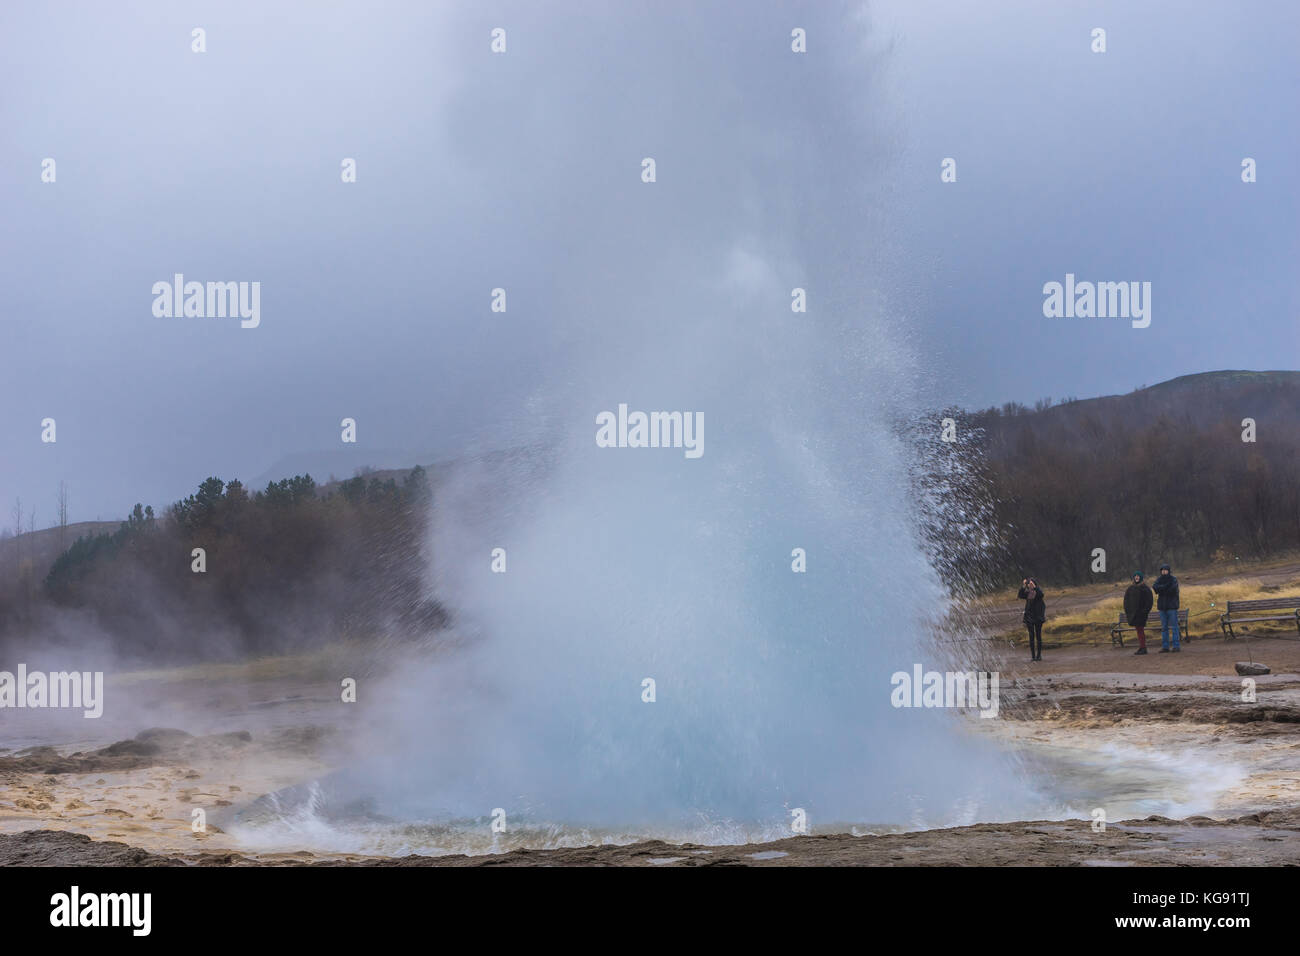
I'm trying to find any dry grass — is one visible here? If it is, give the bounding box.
[995,571,1300,646]
[112,637,422,685]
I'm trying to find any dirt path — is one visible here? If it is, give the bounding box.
[989,633,1300,678]
[971,560,1300,641]
[3,634,1299,866]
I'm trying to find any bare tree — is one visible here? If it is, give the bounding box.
[56,480,69,548]
[10,497,22,579]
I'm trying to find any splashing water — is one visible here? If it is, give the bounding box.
[230,265,1050,854]
[231,5,1037,853]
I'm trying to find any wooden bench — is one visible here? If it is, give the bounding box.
[1219,598,1300,639]
[1112,609,1190,646]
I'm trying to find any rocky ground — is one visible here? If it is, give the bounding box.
[2,636,1298,866]
[4,807,1298,866]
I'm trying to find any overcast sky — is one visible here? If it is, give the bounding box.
[2,0,1296,524]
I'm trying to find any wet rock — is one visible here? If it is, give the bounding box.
[135,728,193,744]
[16,746,59,759]
[97,739,161,757]
[210,731,252,745]
[0,831,187,866]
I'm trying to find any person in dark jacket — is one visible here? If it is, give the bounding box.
[1151,563,1181,652]
[1123,572,1154,655]
[1018,577,1046,661]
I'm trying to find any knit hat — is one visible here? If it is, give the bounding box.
[1132,571,1144,581]
[1159,563,1171,571]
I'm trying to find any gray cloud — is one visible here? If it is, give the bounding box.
[2,0,1295,522]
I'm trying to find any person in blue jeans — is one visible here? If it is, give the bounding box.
[1151,563,1181,652]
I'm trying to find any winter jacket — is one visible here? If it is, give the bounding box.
[1152,573,1180,611]
[1018,585,1046,624]
[1123,582,1154,626]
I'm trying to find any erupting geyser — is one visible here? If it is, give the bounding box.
[237,278,1034,852]
[229,4,1037,852]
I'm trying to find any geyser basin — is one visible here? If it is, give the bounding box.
[230,315,1042,849]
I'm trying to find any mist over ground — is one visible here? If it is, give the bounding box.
[2,0,1295,522]
[0,1,1296,850]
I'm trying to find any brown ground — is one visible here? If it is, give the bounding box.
[995,631,1300,679]
[2,631,1298,866]
[4,806,1299,866]
[971,558,1300,642]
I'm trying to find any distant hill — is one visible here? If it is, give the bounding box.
[0,520,122,580]
[954,370,1300,589]
[6,370,1295,646]
[252,444,556,501]
[248,448,440,492]
[984,370,1300,429]
[0,443,560,659]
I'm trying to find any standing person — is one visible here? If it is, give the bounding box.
[1123,572,1154,655]
[1152,563,1181,653]
[1018,577,1047,662]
